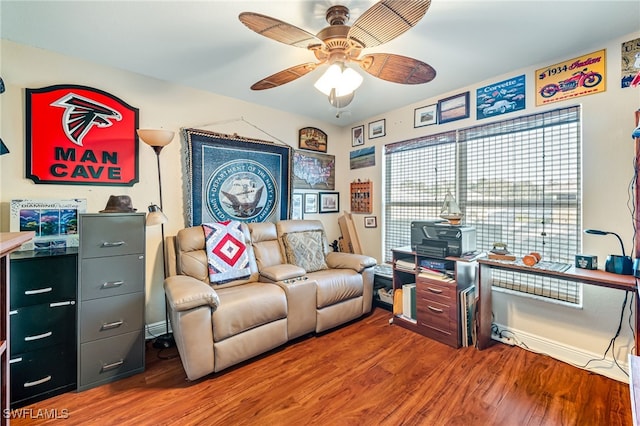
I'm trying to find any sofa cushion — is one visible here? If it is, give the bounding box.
[307,269,363,308]
[203,221,251,284]
[282,230,328,273]
[212,282,287,342]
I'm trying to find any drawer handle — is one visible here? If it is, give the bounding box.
[101,281,124,289]
[24,331,52,341]
[101,320,124,331]
[25,287,52,295]
[101,241,126,248]
[9,357,23,364]
[24,376,52,388]
[428,305,444,313]
[101,359,124,372]
[50,301,75,308]
[427,287,443,294]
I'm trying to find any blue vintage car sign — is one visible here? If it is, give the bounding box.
[476,75,526,120]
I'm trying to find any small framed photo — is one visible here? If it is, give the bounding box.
[351,125,364,147]
[364,216,377,228]
[291,193,303,220]
[304,193,318,214]
[438,92,470,124]
[368,119,386,139]
[319,192,339,213]
[414,104,437,127]
[298,127,327,152]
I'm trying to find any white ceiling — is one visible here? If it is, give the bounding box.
[1,0,639,126]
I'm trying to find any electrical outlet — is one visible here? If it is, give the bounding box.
[491,333,515,346]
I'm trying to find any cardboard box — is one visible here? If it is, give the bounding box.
[575,254,598,270]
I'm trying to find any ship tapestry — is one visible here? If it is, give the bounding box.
[292,150,335,190]
[184,129,292,226]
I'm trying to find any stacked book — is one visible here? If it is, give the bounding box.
[395,259,415,272]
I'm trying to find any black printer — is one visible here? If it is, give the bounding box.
[411,220,476,258]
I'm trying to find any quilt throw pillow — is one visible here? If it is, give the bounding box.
[202,221,250,284]
[282,230,328,273]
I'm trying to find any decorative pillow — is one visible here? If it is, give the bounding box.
[282,230,328,273]
[202,221,251,284]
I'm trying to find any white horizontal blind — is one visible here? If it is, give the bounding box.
[384,106,582,305]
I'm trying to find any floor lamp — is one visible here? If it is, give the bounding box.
[138,129,175,348]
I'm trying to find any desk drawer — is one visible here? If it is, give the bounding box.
[79,330,144,388]
[10,343,76,404]
[10,255,77,308]
[80,292,144,342]
[80,214,144,258]
[80,254,144,300]
[416,278,455,304]
[417,298,456,335]
[10,302,76,354]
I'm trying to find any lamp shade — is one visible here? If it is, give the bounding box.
[137,129,175,147]
[314,63,363,97]
[146,204,168,226]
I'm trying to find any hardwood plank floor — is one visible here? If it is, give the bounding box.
[9,308,632,425]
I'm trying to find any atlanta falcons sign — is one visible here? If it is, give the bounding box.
[26,85,139,185]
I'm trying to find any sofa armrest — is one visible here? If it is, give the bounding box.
[164,275,220,312]
[326,252,377,273]
[260,264,306,282]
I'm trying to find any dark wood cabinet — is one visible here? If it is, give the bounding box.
[9,248,77,408]
[390,246,473,348]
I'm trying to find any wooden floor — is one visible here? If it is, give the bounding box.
[10,308,633,425]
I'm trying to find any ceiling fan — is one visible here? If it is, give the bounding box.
[238,0,436,108]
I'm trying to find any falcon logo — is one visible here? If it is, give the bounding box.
[51,93,122,146]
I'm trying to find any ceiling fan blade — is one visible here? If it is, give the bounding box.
[250,63,320,90]
[348,0,431,48]
[359,53,436,84]
[239,12,324,49]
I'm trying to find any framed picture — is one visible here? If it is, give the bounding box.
[291,193,303,220]
[437,92,470,124]
[304,193,318,214]
[414,104,437,127]
[351,125,364,147]
[293,150,335,190]
[298,127,327,152]
[319,192,339,213]
[364,216,377,228]
[476,75,526,120]
[368,119,386,139]
[184,128,292,225]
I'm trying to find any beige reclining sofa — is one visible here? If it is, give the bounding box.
[164,219,377,381]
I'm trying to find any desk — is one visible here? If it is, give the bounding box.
[476,258,639,353]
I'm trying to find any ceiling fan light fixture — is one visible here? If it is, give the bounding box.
[314,62,363,97]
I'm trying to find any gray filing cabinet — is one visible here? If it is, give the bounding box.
[78,213,145,391]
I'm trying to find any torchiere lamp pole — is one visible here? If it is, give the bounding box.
[137,129,175,348]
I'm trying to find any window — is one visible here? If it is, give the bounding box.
[384,106,582,305]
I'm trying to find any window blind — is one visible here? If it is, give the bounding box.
[384,106,582,305]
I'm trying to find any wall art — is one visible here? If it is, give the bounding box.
[535,49,606,106]
[621,37,640,88]
[298,127,327,152]
[414,104,437,127]
[351,125,364,147]
[319,192,340,213]
[350,146,375,170]
[25,84,139,186]
[184,128,292,225]
[293,150,335,190]
[304,193,318,214]
[476,75,526,120]
[291,193,303,220]
[368,119,386,139]
[438,92,470,124]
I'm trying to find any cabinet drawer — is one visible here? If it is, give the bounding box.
[416,279,455,304]
[79,330,144,388]
[80,292,144,343]
[10,255,77,308]
[10,343,76,405]
[80,214,144,258]
[10,302,76,354]
[80,254,144,300]
[417,299,456,335]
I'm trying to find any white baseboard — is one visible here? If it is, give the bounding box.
[492,323,630,383]
[145,320,172,341]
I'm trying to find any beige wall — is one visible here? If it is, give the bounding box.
[2,29,640,381]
